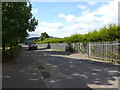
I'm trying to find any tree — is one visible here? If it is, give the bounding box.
[2,2,38,50]
[39,32,49,41]
[63,24,120,43]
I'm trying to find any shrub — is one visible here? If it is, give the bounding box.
[2,45,21,63]
[66,43,75,52]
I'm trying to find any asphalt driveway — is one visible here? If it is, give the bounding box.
[2,47,47,88]
[2,47,120,89]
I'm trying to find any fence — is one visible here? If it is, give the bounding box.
[38,43,67,50]
[88,41,120,62]
[72,43,89,54]
[38,44,48,48]
[38,41,120,62]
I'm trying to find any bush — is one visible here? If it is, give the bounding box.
[66,43,75,52]
[2,45,21,63]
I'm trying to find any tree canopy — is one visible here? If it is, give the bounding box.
[2,2,38,50]
[39,32,49,41]
[65,24,120,43]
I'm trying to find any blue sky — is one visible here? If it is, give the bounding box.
[32,2,104,23]
[29,0,118,38]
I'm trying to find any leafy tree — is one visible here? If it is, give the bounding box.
[66,24,120,43]
[39,32,49,41]
[107,24,119,41]
[2,2,38,50]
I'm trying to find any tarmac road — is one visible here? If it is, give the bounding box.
[2,47,47,88]
[2,46,120,89]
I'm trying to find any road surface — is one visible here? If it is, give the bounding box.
[2,46,120,89]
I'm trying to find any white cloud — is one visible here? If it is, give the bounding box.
[58,0,118,33]
[29,21,94,38]
[78,4,87,10]
[39,22,64,29]
[88,1,95,5]
[31,8,39,14]
[29,0,118,38]
[59,13,77,23]
[28,22,65,38]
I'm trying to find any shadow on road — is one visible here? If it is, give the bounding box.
[23,46,74,55]
[2,47,119,89]
[34,49,75,56]
[2,49,47,88]
[31,48,119,88]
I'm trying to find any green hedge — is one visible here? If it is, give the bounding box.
[35,24,120,44]
[2,45,21,63]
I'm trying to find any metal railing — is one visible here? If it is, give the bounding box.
[38,41,120,61]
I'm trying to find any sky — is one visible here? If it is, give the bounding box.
[28,0,118,38]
